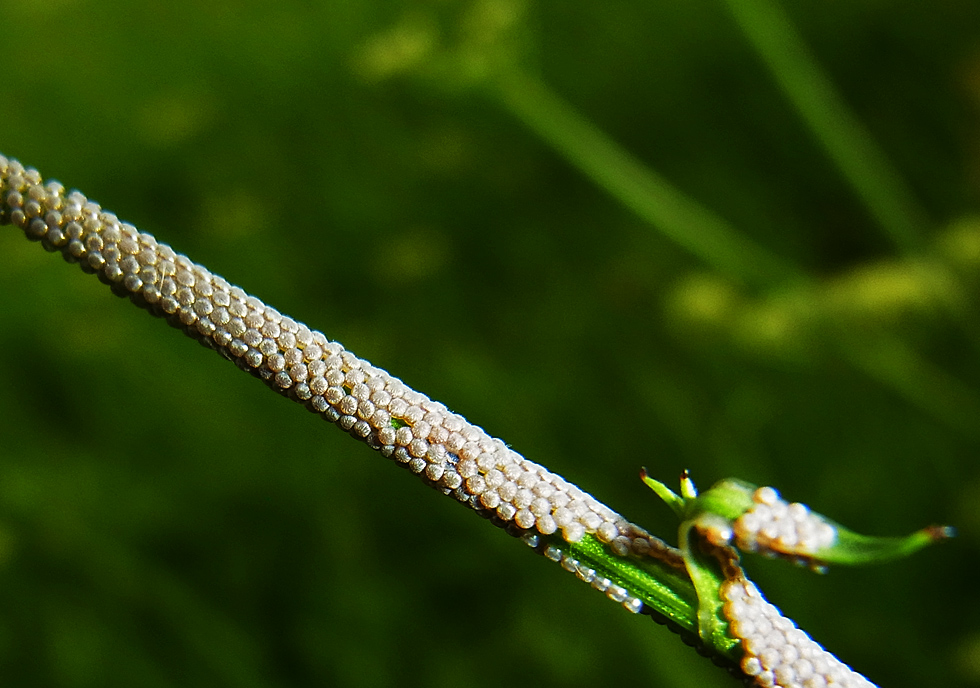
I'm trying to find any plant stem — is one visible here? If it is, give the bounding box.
[0,152,735,669]
[493,72,798,288]
[721,0,929,253]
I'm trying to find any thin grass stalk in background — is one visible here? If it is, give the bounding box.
[720,0,929,253]
[490,70,980,440]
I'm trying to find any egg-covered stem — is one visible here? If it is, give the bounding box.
[0,152,707,645]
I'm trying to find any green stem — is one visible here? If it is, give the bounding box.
[493,70,980,440]
[836,333,980,441]
[492,72,798,288]
[721,0,929,252]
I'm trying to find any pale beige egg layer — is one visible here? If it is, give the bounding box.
[721,576,876,688]
[734,486,837,559]
[0,154,680,614]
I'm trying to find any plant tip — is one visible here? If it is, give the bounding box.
[926,524,956,540]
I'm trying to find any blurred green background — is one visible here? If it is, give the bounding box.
[1,0,979,686]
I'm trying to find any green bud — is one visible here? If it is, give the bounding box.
[643,470,953,571]
[641,468,954,647]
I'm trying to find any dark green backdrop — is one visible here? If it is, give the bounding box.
[0,1,978,686]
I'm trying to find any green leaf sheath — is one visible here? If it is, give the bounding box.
[676,523,741,656]
[552,533,697,630]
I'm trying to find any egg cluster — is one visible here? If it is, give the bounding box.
[2,154,885,682]
[733,486,837,560]
[0,154,679,579]
[721,576,876,688]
